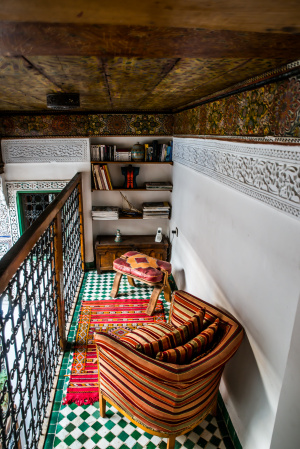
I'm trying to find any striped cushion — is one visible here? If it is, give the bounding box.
[138,309,205,357]
[120,322,175,353]
[156,319,220,364]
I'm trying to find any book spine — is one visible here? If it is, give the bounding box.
[92,165,98,189]
[94,165,103,189]
[103,164,113,190]
[100,166,109,190]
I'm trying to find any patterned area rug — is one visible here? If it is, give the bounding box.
[63,298,166,405]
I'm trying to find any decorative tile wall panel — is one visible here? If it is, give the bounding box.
[173,137,300,220]
[6,180,68,243]
[2,138,89,163]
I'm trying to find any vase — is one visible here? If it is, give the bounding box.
[131,142,145,162]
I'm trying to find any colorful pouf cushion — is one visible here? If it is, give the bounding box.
[156,318,220,364]
[113,251,172,283]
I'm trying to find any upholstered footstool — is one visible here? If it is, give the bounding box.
[110,251,172,316]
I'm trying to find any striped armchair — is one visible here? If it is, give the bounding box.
[94,291,244,449]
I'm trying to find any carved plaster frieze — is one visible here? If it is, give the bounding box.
[6,180,68,244]
[173,137,300,220]
[1,138,89,163]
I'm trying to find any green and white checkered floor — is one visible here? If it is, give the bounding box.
[44,271,236,449]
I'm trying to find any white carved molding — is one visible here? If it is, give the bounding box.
[173,135,300,144]
[1,138,89,163]
[6,180,68,243]
[173,137,300,220]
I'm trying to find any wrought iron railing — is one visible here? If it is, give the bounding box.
[0,173,84,449]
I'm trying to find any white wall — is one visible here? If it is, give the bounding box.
[170,151,300,448]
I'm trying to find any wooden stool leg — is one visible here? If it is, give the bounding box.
[146,285,163,316]
[110,272,123,298]
[127,276,136,287]
[99,392,106,418]
[167,436,176,449]
[163,278,171,302]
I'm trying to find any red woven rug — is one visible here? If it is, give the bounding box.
[63,298,166,405]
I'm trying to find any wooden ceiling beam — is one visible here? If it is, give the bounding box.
[0,22,299,59]
[0,0,300,35]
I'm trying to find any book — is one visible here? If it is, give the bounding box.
[142,201,171,210]
[145,182,173,190]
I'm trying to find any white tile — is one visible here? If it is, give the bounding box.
[55,442,69,449]
[69,441,83,449]
[189,431,202,443]
[71,416,84,427]
[150,435,162,445]
[137,435,150,446]
[84,427,96,438]
[98,426,110,437]
[55,428,70,440]
[69,427,83,440]
[57,417,71,428]
[123,424,135,435]
[110,424,123,436]
[83,439,98,449]
[109,437,124,449]
[124,435,139,448]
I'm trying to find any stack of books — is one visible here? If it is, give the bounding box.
[145,182,173,191]
[142,202,171,219]
[92,206,119,220]
[114,148,132,161]
[92,164,113,190]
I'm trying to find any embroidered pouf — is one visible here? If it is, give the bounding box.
[110,251,172,316]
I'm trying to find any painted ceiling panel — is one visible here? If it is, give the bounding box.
[0,55,294,112]
[141,58,292,110]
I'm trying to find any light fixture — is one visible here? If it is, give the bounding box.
[47,93,80,110]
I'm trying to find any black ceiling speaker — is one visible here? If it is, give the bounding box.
[47,93,80,109]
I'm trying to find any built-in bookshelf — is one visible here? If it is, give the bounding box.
[90,137,173,239]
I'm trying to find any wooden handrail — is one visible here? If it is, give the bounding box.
[0,172,82,294]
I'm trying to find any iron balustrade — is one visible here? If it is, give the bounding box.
[0,173,84,449]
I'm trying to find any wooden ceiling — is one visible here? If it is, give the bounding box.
[0,0,299,113]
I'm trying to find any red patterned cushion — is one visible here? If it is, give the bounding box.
[113,251,172,283]
[156,319,219,364]
[120,322,175,352]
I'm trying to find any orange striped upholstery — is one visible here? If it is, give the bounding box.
[94,290,244,436]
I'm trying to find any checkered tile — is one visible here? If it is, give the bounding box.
[44,271,235,449]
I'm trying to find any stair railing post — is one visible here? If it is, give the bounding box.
[53,210,66,351]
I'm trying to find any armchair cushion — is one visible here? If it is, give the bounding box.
[156,318,219,364]
[120,322,175,353]
[120,309,205,358]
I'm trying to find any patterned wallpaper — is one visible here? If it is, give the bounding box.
[173,74,300,137]
[0,113,174,137]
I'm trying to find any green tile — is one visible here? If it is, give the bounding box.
[65,423,76,433]
[66,411,77,421]
[52,402,61,412]
[131,430,142,440]
[105,419,116,429]
[49,411,59,424]
[79,421,90,432]
[92,409,101,419]
[79,410,90,421]
[118,418,128,428]
[118,431,129,442]
[63,434,76,446]
[183,439,195,449]
[91,433,102,443]
[104,431,115,442]
[78,433,89,444]
[91,421,102,431]
[44,433,55,449]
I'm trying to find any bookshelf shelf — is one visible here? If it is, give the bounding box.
[92,188,172,192]
[91,161,173,165]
